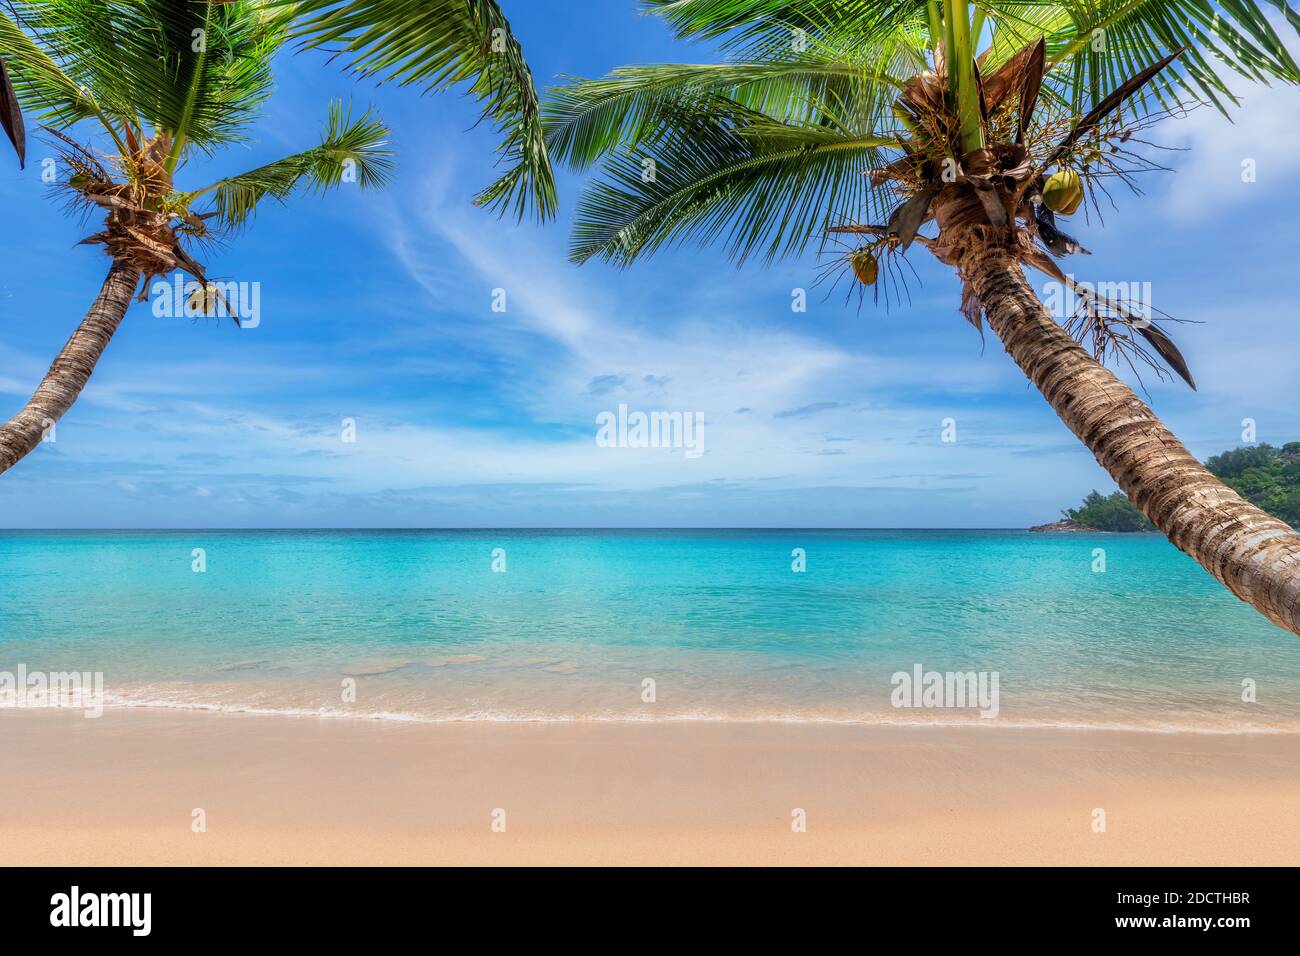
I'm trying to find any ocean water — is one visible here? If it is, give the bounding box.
[1,529,1298,731]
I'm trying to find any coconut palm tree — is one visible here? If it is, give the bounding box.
[0,0,554,477]
[0,0,389,475]
[548,0,1300,636]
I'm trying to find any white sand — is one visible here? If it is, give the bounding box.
[1,708,1296,865]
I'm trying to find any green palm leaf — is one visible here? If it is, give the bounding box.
[547,56,906,172]
[647,0,1300,113]
[280,0,556,221]
[569,99,895,266]
[549,39,911,265]
[0,3,106,131]
[2,1,285,163]
[189,101,393,229]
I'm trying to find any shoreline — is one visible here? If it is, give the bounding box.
[3,707,1297,865]
[8,697,1300,735]
[15,702,1300,738]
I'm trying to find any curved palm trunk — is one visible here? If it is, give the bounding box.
[0,262,139,476]
[965,241,1300,635]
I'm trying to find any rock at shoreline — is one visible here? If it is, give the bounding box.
[1028,518,1087,532]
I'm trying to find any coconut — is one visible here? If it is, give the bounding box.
[850,247,878,286]
[187,282,219,315]
[1042,169,1084,215]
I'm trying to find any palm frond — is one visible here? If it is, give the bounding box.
[0,55,26,164]
[189,101,393,229]
[569,98,895,266]
[0,4,102,130]
[551,28,911,268]
[645,0,929,56]
[647,0,1300,116]
[546,54,906,172]
[2,0,285,160]
[280,0,556,221]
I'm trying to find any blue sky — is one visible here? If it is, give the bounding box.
[1,2,1298,528]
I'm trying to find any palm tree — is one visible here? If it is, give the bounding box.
[0,0,554,477]
[548,0,1300,636]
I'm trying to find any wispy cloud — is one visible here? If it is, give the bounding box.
[775,401,848,419]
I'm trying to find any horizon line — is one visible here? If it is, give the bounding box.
[0,526,1120,533]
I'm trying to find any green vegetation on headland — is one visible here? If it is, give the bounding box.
[1063,491,1155,532]
[1206,443,1300,527]
[1050,443,1300,531]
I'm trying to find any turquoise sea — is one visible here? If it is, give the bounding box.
[1,529,1298,731]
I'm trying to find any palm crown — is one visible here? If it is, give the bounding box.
[0,0,394,296]
[555,1,1300,250]
[0,0,558,231]
[550,0,1299,382]
[0,0,558,483]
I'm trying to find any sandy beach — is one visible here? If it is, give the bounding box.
[1,707,1296,866]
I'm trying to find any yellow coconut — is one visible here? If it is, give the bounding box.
[1042,169,1084,215]
[850,247,878,286]
[187,282,220,315]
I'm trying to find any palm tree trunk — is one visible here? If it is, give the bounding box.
[965,241,1300,636]
[0,262,139,476]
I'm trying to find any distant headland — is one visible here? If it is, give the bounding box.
[1033,442,1300,532]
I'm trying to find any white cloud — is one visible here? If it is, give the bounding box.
[1160,82,1300,222]
[304,178,1077,507]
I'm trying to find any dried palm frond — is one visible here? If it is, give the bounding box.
[1065,296,1197,392]
[0,55,24,166]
